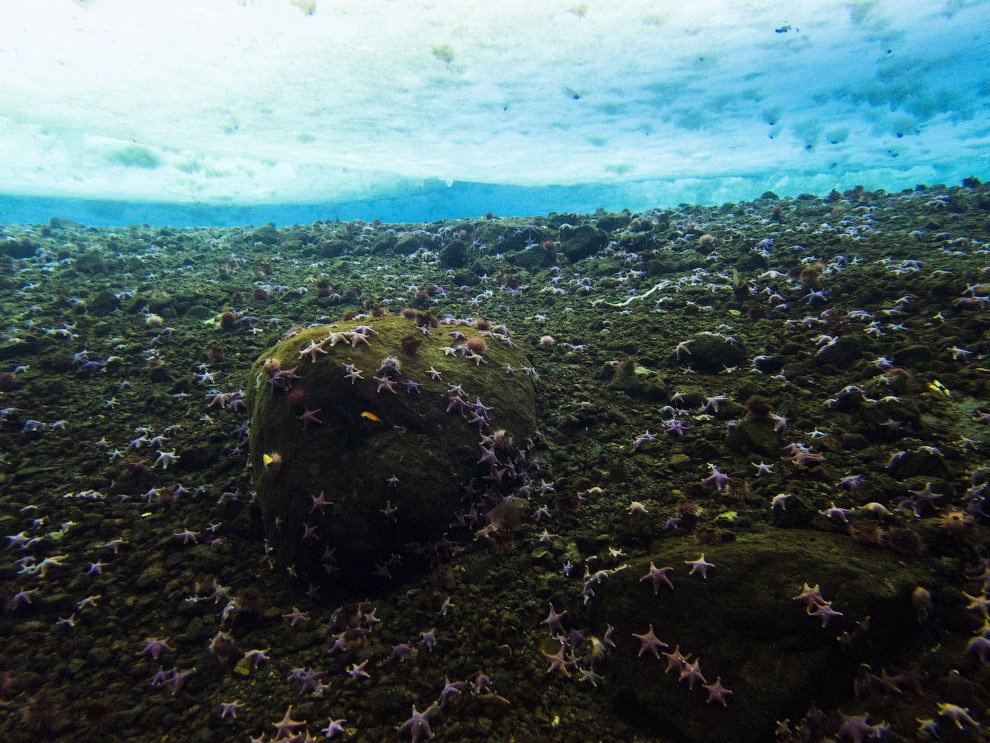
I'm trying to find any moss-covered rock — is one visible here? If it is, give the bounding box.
[813,335,863,367]
[675,334,747,373]
[560,224,608,263]
[726,416,781,455]
[593,531,933,743]
[246,315,536,587]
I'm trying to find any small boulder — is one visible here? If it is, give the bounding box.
[246,315,537,587]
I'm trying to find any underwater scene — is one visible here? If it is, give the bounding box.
[2,2,990,743]
[3,186,990,743]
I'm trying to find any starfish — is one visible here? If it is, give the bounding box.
[640,562,674,593]
[540,603,566,633]
[282,607,310,626]
[425,367,442,380]
[347,660,371,680]
[310,490,332,512]
[397,703,438,743]
[703,677,733,706]
[938,702,978,730]
[542,645,572,677]
[321,716,347,739]
[808,600,844,627]
[438,676,466,708]
[679,659,707,689]
[792,583,824,609]
[297,407,323,430]
[685,553,714,578]
[220,700,245,718]
[374,375,397,393]
[663,645,690,674]
[298,338,327,361]
[342,363,364,384]
[271,706,306,740]
[138,637,175,660]
[632,624,669,658]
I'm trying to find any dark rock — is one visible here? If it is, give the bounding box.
[394,231,435,255]
[89,290,120,315]
[676,335,746,374]
[594,531,932,743]
[560,224,608,263]
[812,335,862,367]
[251,223,281,246]
[608,366,666,400]
[136,564,166,589]
[546,212,583,228]
[887,447,951,479]
[0,236,36,259]
[439,241,468,268]
[892,344,932,366]
[507,244,556,270]
[594,211,632,232]
[246,315,537,587]
[726,417,780,456]
[49,216,85,230]
[769,494,816,528]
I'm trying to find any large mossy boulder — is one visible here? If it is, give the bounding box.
[246,315,537,586]
[592,530,933,743]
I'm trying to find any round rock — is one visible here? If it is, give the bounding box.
[246,314,537,586]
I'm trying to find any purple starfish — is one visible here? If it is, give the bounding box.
[703,677,733,706]
[167,667,195,696]
[219,700,245,718]
[686,553,714,578]
[397,703,438,743]
[389,644,413,663]
[437,676,466,709]
[702,465,731,490]
[138,637,175,660]
[419,628,437,652]
[347,660,371,680]
[640,562,674,593]
[632,624,669,658]
[289,667,326,695]
[543,645,572,677]
[540,603,566,633]
[321,716,347,739]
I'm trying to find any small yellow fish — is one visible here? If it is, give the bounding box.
[262,453,274,466]
[360,411,381,422]
[928,379,951,397]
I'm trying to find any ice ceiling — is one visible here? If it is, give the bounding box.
[1,0,989,214]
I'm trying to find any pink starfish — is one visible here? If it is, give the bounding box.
[297,407,323,430]
[632,624,669,658]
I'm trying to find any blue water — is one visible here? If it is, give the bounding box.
[0,181,628,227]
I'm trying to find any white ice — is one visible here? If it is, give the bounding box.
[0,0,988,214]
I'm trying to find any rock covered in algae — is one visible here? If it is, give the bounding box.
[246,314,536,585]
[592,530,933,743]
